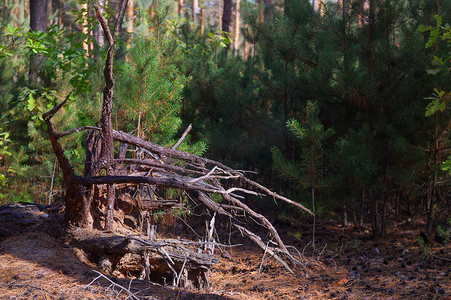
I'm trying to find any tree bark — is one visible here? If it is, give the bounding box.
[30,0,47,32]
[95,3,116,231]
[93,0,106,51]
[193,0,199,23]
[126,0,134,37]
[177,0,183,17]
[233,0,240,56]
[312,0,320,13]
[42,95,88,227]
[28,0,48,84]
[222,0,232,37]
[337,0,343,15]
[81,1,89,52]
[200,7,204,35]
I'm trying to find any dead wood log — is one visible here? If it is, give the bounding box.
[0,204,48,238]
[78,234,218,289]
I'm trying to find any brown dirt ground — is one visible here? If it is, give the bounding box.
[0,219,450,299]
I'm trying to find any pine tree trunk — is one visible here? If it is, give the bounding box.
[370,189,379,238]
[358,0,369,27]
[177,0,183,17]
[29,0,48,84]
[81,1,89,52]
[30,0,47,32]
[200,8,205,35]
[222,0,232,34]
[233,0,240,56]
[337,0,343,15]
[312,185,316,249]
[193,0,199,22]
[243,24,249,60]
[24,0,28,18]
[126,0,133,35]
[312,0,320,13]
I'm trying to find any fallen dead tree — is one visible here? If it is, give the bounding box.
[75,233,220,289]
[42,0,314,289]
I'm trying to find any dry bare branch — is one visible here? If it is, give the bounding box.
[172,123,192,150]
[88,270,140,300]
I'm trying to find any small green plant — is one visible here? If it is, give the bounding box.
[419,15,451,174]
[272,101,334,248]
[417,235,432,260]
[435,218,451,245]
[208,193,222,203]
[0,128,12,188]
[353,240,360,251]
[436,225,450,244]
[289,231,303,240]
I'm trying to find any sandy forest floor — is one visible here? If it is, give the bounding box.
[0,207,450,300]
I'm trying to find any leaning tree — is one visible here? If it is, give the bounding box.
[43,0,313,286]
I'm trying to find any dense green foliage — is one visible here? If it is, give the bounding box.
[0,0,449,237]
[181,0,450,235]
[420,14,451,174]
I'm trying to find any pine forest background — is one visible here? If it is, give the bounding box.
[0,0,450,238]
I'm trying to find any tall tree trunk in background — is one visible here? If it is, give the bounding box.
[29,0,48,85]
[222,0,232,51]
[193,0,199,23]
[126,0,133,41]
[233,0,240,56]
[93,0,106,52]
[357,0,369,27]
[200,7,204,35]
[263,0,272,22]
[24,0,28,17]
[14,0,27,26]
[29,0,48,42]
[366,0,379,238]
[257,0,263,22]
[48,0,53,26]
[81,1,89,52]
[177,0,183,17]
[283,0,291,16]
[312,0,320,13]
[338,0,343,15]
[257,0,271,23]
[243,23,249,60]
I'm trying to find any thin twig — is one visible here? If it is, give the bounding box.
[189,166,219,183]
[433,255,451,262]
[176,258,187,287]
[55,126,101,138]
[42,92,72,121]
[317,243,327,261]
[258,241,270,275]
[172,124,192,150]
[302,241,311,257]
[89,271,140,300]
